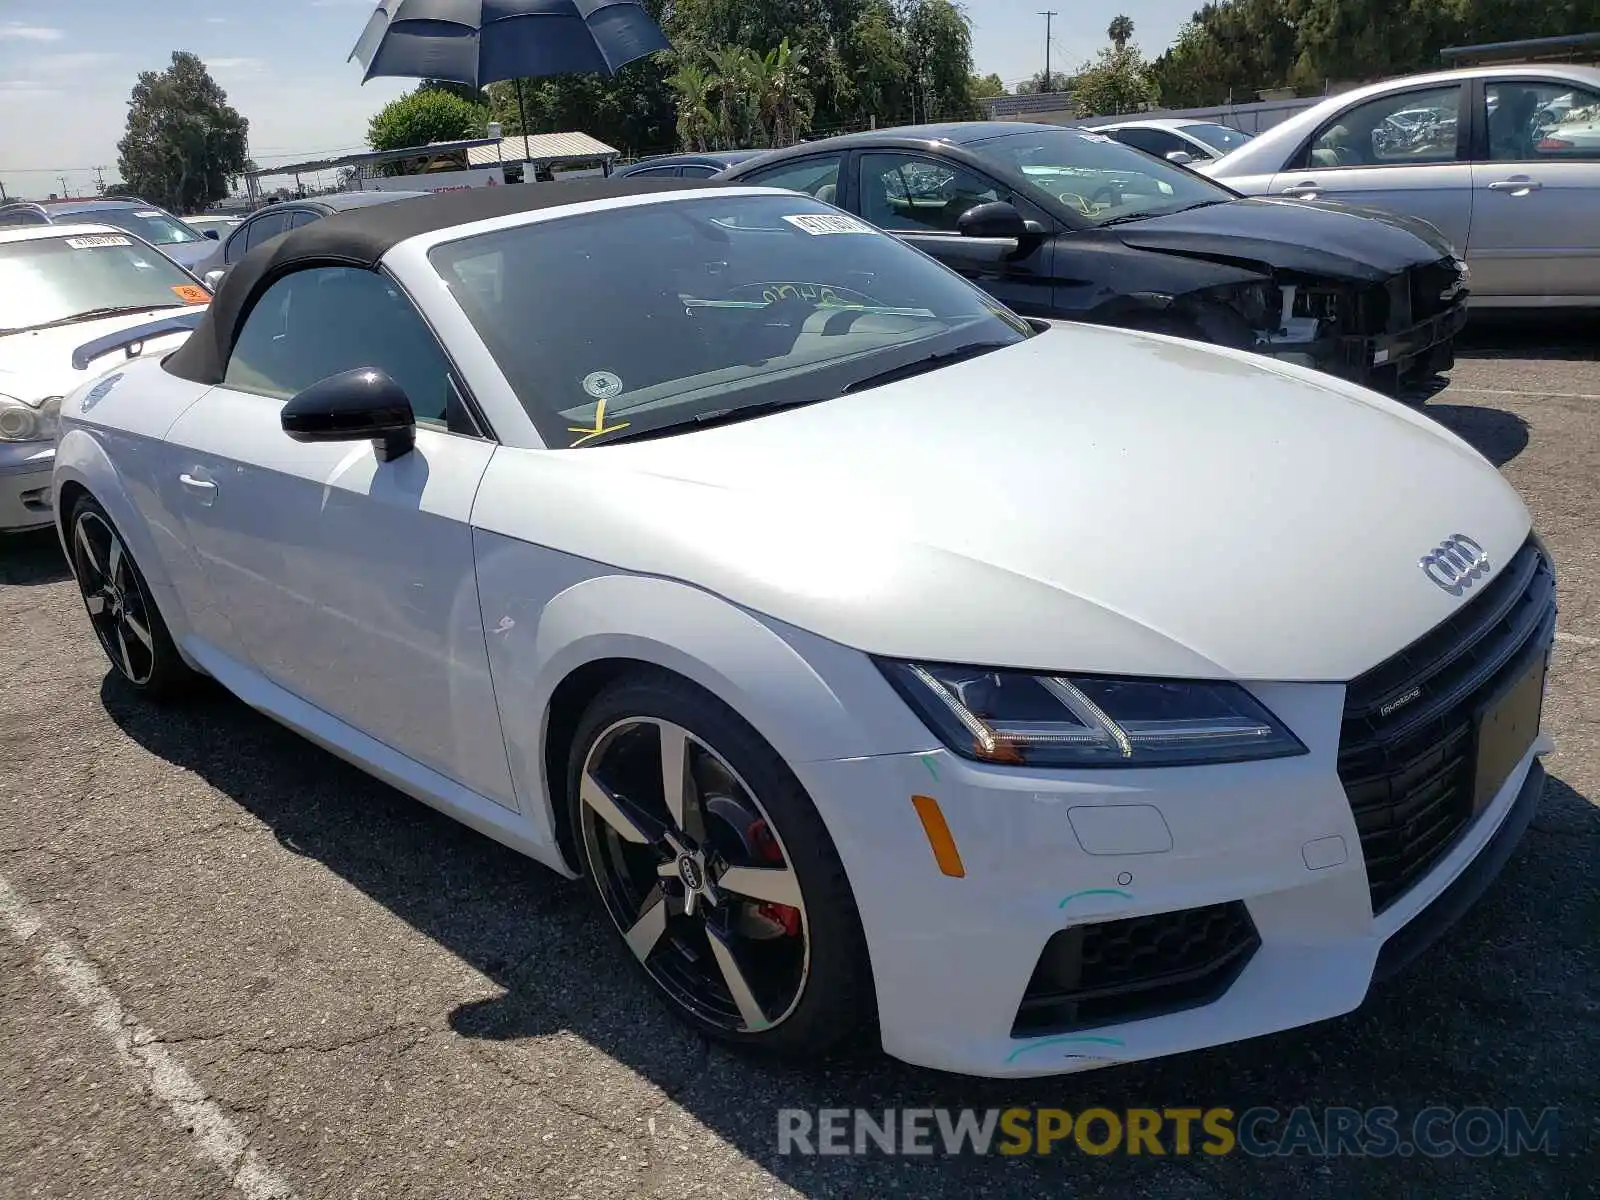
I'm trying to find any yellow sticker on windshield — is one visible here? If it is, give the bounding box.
[567,396,630,448]
[171,284,211,304]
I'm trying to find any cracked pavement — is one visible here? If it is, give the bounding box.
[1,319,1597,1198]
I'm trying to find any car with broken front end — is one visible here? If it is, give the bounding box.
[719,122,1469,396]
[52,179,1553,1079]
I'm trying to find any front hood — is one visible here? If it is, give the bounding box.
[0,308,199,400]
[527,328,1530,682]
[1115,197,1450,282]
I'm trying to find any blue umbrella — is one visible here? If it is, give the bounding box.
[349,0,671,87]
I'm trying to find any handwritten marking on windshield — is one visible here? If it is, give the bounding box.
[568,396,630,447]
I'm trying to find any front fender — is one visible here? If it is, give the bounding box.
[472,531,937,854]
[53,427,202,667]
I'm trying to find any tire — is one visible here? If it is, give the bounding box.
[66,494,197,701]
[566,668,874,1058]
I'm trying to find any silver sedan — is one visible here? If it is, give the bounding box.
[1202,64,1600,307]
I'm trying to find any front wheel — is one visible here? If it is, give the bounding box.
[567,670,874,1057]
[67,495,196,700]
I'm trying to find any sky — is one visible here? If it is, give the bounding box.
[0,0,1198,201]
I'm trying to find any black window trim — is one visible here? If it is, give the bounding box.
[1470,73,1600,165]
[738,151,850,202]
[1286,82,1473,173]
[218,260,497,443]
[854,148,1017,238]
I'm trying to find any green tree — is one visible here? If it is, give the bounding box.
[705,45,759,147]
[1108,14,1135,50]
[756,39,814,146]
[115,52,249,214]
[667,62,718,150]
[368,87,487,151]
[1016,69,1075,94]
[416,77,490,106]
[900,0,978,122]
[840,0,913,126]
[1073,43,1159,117]
[970,72,1007,100]
[1149,1,1300,108]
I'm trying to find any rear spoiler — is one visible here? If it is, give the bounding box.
[72,311,205,371]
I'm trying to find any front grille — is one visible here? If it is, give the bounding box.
[1011,902,1259,1037]
[1338,541,1556,914]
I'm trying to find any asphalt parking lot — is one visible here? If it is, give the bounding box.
[2,319,1597,1200]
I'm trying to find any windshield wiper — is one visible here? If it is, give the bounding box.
[1098,200,1227,228]
[588,398,826,446]
[8,304,184,335]
[840,341,1015,394]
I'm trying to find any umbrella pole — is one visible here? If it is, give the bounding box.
[514,77,531,138]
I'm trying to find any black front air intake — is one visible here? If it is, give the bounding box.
[1011,901,1259,1037]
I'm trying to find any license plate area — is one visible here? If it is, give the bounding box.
[1472,652,1547,814]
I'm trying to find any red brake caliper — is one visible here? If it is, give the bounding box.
[747,819,801,937]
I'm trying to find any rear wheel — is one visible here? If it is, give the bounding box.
[67,495,196,700]
[567,670,873,1057]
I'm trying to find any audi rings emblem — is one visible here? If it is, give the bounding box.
[1420,534,1491,596]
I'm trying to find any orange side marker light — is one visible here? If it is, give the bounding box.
[911,795,966,878]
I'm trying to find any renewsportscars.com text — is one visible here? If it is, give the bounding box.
[777,1106,1561,1158]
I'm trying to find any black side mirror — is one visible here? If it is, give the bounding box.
[280,368,416,462]
[957,200,1028,241]
[203,229,220,240]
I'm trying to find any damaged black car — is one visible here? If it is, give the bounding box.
[717,122,1469,398]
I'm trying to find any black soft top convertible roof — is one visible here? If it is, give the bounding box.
[165,177,725,386]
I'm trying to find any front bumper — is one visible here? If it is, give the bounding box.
[798,711,1549,1079]
[1264,301,1469,394]
[0,443,55,533]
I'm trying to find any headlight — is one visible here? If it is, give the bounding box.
[0,394,61,443]
[877,660,1307,768]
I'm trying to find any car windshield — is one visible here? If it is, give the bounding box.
[976,128,1234,224]
[86,207,204,246]
[428,193,1032,448]
[1178,123,1254,154]
[0,233,206,333]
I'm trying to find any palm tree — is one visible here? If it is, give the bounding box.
[667,62,716,152]
[1108,14,1135,50]
[757,39,813,149]
[704,45,754,149]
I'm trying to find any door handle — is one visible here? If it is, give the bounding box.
[1280,183,1321,199]
[178,472,217,506]
[1487,178,1542,194]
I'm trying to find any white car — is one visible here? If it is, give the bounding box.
[52,180,1555,1078]
[183,214,242,242]
[1,223,210,532]
[1200,64,1600,305]
[1089,118,1255,164]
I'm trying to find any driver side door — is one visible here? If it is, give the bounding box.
[161,264,516,807]
[1267,82,1473,253]
[850,151,1058,317]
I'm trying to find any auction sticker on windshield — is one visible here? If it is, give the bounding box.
[171,284,211,305]
[783,214,875,236]
[65,235,133,249]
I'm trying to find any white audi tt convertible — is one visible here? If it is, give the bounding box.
[52,179,1555,1078]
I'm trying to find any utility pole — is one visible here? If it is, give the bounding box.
[1039,10,1057,92]
[58,175,70,199]
[92,165,106,193]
